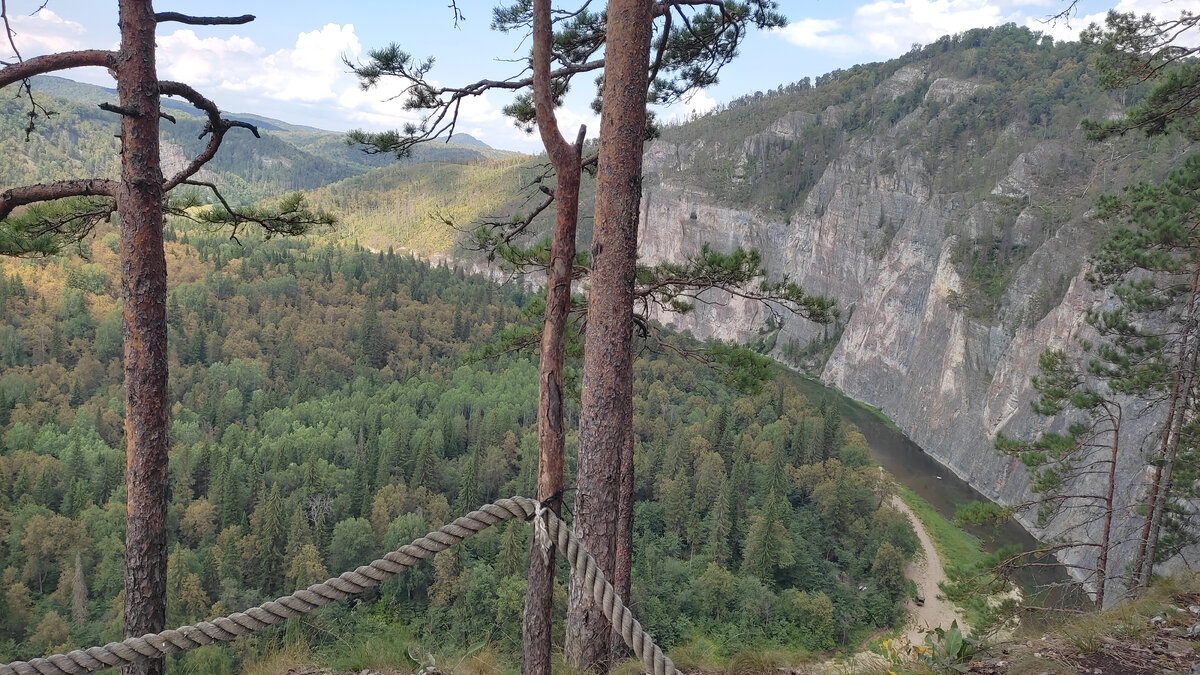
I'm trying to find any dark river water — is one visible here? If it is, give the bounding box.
[787,372,1084,608]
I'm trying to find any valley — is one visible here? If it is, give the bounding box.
[2,14,1199,675]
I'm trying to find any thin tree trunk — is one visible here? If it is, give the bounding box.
[522,1,583,672]
[1096,406,1120,608]
[117,3,168,675]
[566,0,652,669]
[1136,264,1200,586]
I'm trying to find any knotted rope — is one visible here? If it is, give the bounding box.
[0,496,678,675]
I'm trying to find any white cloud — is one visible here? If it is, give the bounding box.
[551,105,601,141]
[1034,0,1200,45]
[775,18,857,52]
[780,0,1200,63]
[159,24,359,103]
[661,88,718,124]
[152,23,541,149]
[854,0,1009,49]
[5,8,86,58]
[777,0,1010,57]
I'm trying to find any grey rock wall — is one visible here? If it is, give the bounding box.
[637,66,1191,599]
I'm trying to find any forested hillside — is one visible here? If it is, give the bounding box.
[0,76,512,207]
[0,226,918,670]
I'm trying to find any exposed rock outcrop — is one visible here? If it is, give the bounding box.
[636,32,1193,599]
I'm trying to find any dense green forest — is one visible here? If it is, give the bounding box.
[0,225,918,670]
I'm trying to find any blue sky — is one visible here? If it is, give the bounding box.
[4,0,1193,152]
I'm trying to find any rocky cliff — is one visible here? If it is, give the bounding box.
[637,26,1189,595]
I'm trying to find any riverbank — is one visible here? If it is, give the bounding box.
[892,495,968,643]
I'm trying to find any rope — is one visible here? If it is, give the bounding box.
[0,496,679,675]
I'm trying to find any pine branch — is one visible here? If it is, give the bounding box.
[170,181,335,240]
[0,179,118,221]
[0,195,114,257]
[349,1,784,155]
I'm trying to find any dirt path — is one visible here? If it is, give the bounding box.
[890,495,967,644]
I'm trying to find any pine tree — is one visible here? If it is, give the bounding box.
[988,348,1126,607]
[1083,155,1200,586]
[249,484,286,594]
[284,508,314,561]
[70,552,88,627]
[820,401,841,461]
[1076,3,1200,589]
[497,521,527,579]
[0,8,332,672]
[726,457,750,564]
[359,298,386,368]
[707,487,733,566]
[411,438,436,490]
[741,491,795,584]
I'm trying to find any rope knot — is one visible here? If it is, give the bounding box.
[533,501,554,563]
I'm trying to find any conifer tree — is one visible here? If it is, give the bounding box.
[249,484,286,595]
[347,1,837,668]
[707,484,733,566]
[1077,3,1200,588]
[984,348,1125,606]
[741,491,794,584]
[0,6,331,673]
[820,400,841,461]
[497,521,527,579]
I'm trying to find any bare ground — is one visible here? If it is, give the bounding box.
[890,495,967,644]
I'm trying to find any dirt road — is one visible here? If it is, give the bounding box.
[890,495,967,644]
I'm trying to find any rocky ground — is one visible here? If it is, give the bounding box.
[961,591,1200,675]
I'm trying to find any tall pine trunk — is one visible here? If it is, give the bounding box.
[117,2,168,675]
[566,0,652,669]
[523,1,583,672]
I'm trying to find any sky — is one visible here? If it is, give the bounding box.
[3,0,1196,153]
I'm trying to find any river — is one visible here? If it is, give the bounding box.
[786,372,1085,610]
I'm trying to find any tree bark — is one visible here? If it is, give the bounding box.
[522,1,583,672]
[566,0,653,670]
[610,431,634,662]
[116,3,168,675]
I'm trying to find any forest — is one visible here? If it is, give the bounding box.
[0,224,919,670]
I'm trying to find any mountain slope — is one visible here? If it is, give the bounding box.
[0,76,513,205]
[634,25,1192,596]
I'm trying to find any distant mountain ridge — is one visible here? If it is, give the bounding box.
[0,76,511,205]
[31,75,494,146]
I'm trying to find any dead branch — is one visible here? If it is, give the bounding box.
[159,80,260,191]
[154,12,255,25]
[0,49,113,87]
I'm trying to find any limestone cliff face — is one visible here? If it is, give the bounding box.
[637,33,1190,594]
